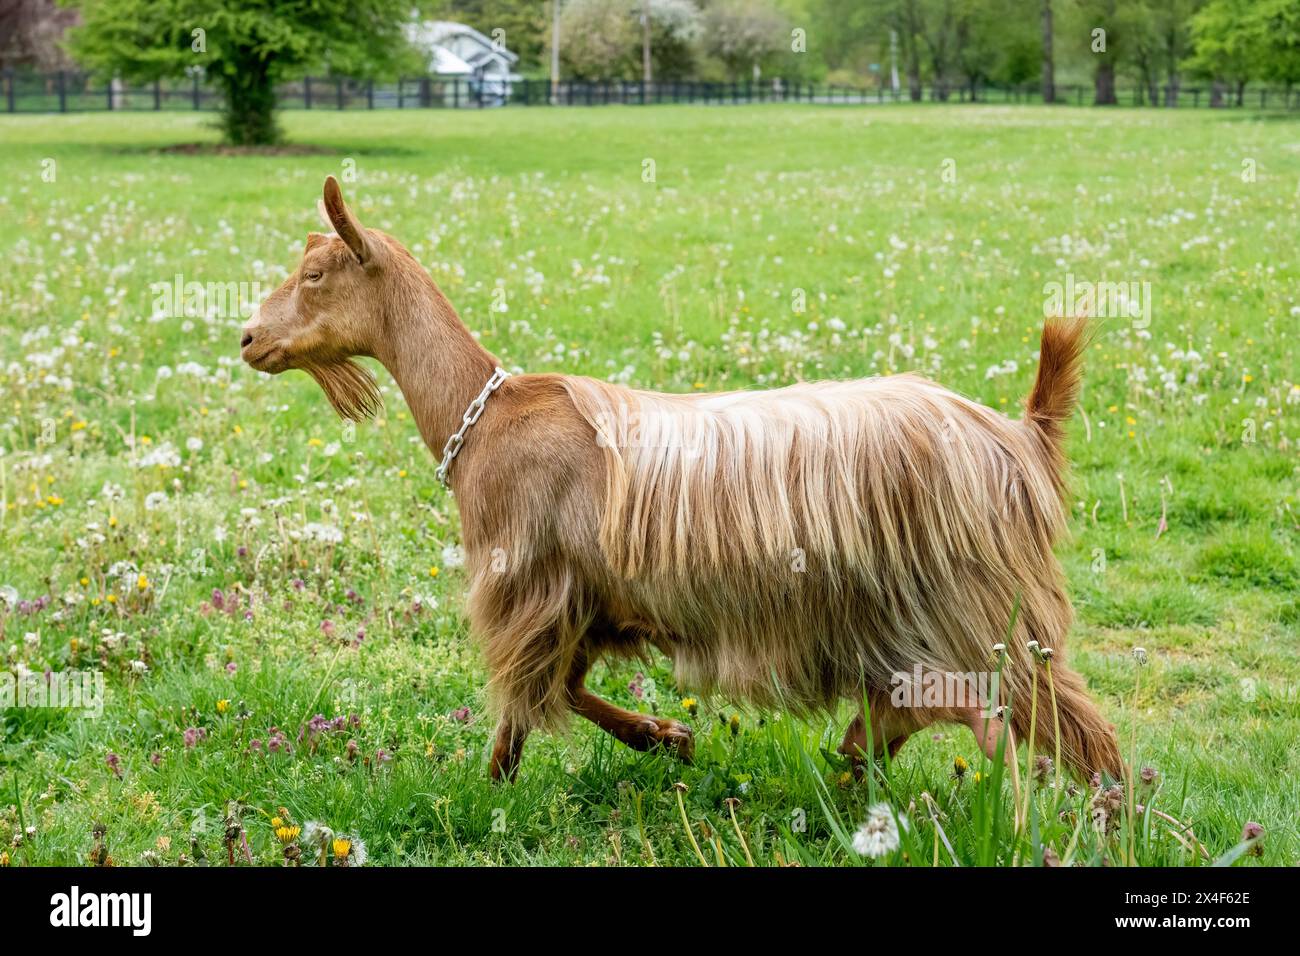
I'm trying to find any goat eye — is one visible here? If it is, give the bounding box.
[305,271,323,282]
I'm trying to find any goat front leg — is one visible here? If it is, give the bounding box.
[571,686,695,761]
[490,720,528,783]
[838,707,912,779]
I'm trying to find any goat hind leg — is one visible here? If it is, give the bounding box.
[571,687,694,761]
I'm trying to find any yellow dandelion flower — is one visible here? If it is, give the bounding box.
[216,699,229,714]
[271,816,283,828]
[332,838,351,859]
[137,573,149,591]
[429,566,439,578]
[106,594,117,604]
[308,438,323,447]
[108,515,118,527]
[276,825,301,844]
[80,577,89,586]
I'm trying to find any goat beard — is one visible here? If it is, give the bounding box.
[305,359,383,422]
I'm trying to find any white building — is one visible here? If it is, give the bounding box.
[407,20,520,103]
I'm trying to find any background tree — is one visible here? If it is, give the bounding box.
[67,0,424,145]
[1041,0,1055,102]
[699,0,789,81]
[1185,0,1262,105]
[558,0,640,78]
[1,0,80,69]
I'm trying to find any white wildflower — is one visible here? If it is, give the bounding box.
[852,803,906,859]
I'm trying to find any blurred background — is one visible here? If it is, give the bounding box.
[1,1,1293,143]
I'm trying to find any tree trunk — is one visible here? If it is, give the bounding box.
[1094,59,1116,105]
[906,43,922,101]
[1041,0,1054,103]
[641,9,651,88]
[1163,29,1181,107]
[221,59,279,145]
[1164,74,1180,107]
[1235,79,1245,107]
[1210,78,1225,108]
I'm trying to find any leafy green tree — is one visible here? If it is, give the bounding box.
[1247,0,1300,91]
[1185,0,1262,104]
[67,0,424,145]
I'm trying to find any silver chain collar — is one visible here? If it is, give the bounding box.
[435,366,510,488]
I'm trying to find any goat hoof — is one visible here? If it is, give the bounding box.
[630,716,695,762]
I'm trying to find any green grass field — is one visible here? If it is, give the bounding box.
[0,104,1297,866]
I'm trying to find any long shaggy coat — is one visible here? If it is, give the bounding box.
[464,318,1121,778]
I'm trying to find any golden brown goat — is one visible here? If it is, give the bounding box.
[241,176,1122,783]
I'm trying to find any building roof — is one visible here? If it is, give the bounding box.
[408,19,520,73]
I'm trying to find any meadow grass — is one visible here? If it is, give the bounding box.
[0,104,1296,866]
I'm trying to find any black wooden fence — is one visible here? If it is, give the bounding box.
[5,71,1299,113]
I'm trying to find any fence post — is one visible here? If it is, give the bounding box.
[107,76,113,111]
[58,71,66,112]
[453,78,460,108]
[154,78,161,110]
[305,76,312,109]
[192,74,200,110]
[367,80,373,110]
[5,70,13,113]
[336,78,344,109]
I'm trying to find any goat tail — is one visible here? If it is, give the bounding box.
[1024,317,1088,481]
[1011,660,1124,782]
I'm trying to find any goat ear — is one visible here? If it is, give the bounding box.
[322,175,370,264]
